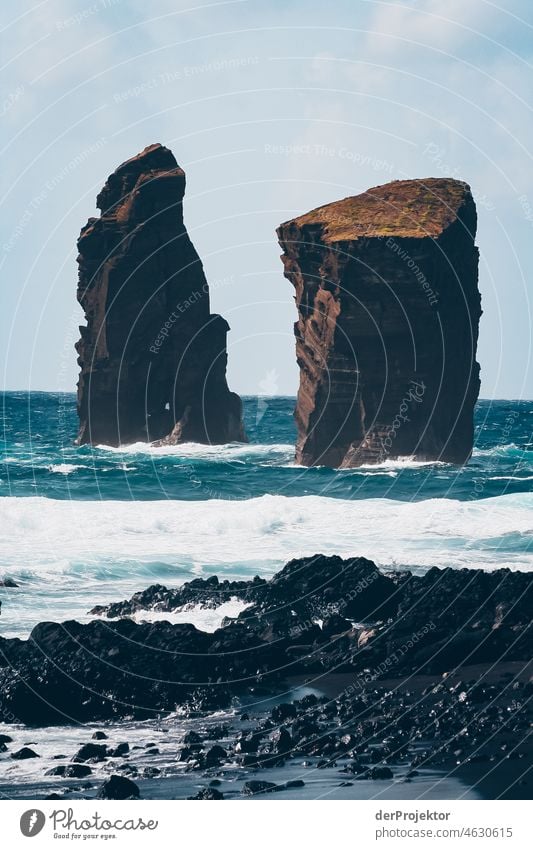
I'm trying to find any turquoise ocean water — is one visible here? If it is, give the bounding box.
[0,393,531,638]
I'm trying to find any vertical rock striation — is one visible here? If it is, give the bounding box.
[75,143,245,446]
[277,178,481,467]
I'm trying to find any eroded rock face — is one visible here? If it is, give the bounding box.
[75,143,245,446]
[277,178,481,466]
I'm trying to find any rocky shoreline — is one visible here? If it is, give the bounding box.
[0,556,531,799]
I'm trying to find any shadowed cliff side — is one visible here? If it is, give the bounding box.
[75,143,246,447]
[277,178,481,467]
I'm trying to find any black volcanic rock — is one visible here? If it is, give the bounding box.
[97,775,140,800]
[75,143,246,447]
[0,578,18,587]
[0,557,530,726]
[173,668,531,799]
[89,575,267,619]
[11,747,39,759]
[188,787,224,800]
[242,779,279,795]
[277,178,481,466]
[73,742,108,762]
[46,764,92,778]
[108,742,129,757]
[90,555,395,623]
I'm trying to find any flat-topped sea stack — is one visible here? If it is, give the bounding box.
[75,143,246,446]
[277,178,481,467]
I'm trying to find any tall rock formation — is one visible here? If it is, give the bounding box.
[277,178,481,467]
[75,144,245,446]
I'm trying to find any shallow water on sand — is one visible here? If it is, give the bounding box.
[0,693,479,802]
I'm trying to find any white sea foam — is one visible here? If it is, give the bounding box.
[489,475,533,481]
[0,493,531,577]
[96,441,294,461]
[355,457,450,470]
[47,463,84,475]
[0,492,531,638]
[126,598,253,631]
[472,443,524,458]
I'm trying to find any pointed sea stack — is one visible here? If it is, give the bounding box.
[277,178,481,467]
[75,144,245,446]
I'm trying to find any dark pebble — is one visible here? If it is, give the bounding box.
[97,775,140,800]
[188,787,224,800]
[11,747,39,760]
[46,765,92,778]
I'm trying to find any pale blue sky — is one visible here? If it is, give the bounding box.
[1,0,532,397]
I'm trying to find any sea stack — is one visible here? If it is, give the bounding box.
[75,143,246,446]
[277,178,481,467]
